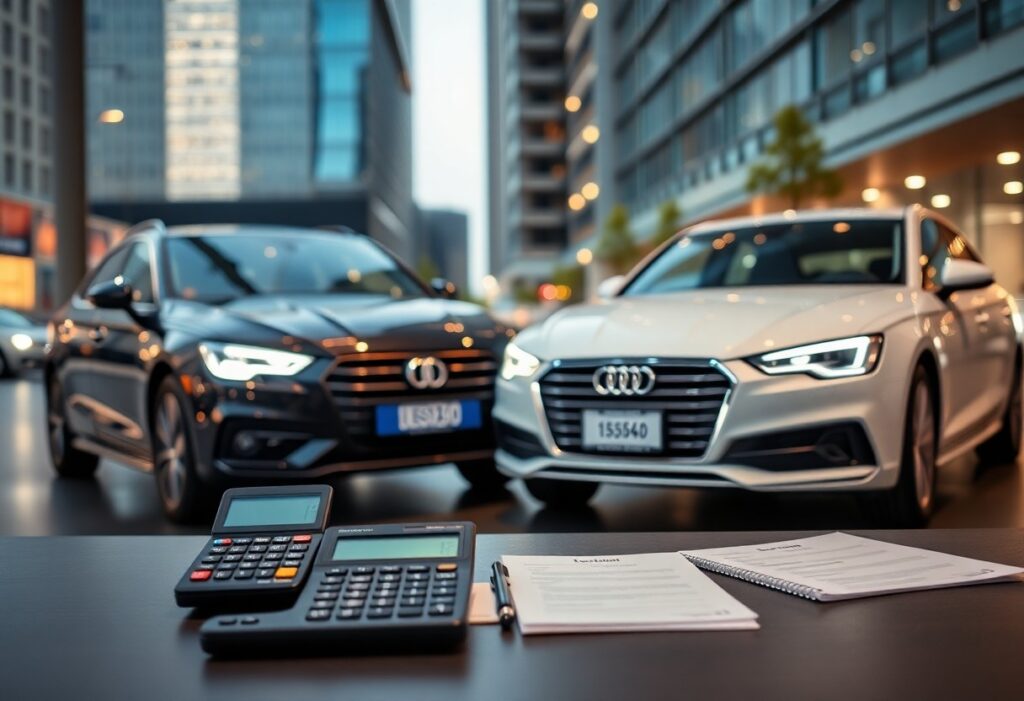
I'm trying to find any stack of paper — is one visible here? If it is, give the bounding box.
[500,552,759,635]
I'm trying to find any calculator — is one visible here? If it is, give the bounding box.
[174,485,333,610]
[199,521,475,656]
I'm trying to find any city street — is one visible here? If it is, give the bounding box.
[3,374,1021,536]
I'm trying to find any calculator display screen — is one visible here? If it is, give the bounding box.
[332,534,460,561]
[222,495,322,528]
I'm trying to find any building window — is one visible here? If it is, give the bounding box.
[18,0,27,23]
[20,74,29,107]
[2,110,13,144]
[1,66,11,99]
[40,165,50,195]
[2,23,12,56]
[38,85,49,114]
[38,44,49,74]
[21,159,31,192]
[890,0,929,49]
[3,154,13,187]
[816,6,853,89]
[19,32,28,64]
[984,0,1024,34]
[20,116,30,148]
[38,5,49,31]
[40,125,49,155]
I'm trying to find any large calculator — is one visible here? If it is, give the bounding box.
[200,521,475,656]
[175,485,333,610]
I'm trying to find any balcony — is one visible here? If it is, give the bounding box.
[520,66,564,87]
[520,207,566,228]
[521,139,565,157]
[520,103,563,121]
[521,172,566,191]
[519,32,563,52]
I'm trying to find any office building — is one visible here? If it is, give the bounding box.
[418,207,470,294]
[561,0,1024,293]
[88,0,415,259]
[486,0,568,296]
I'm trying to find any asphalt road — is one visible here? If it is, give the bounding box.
[1,374,1021,535]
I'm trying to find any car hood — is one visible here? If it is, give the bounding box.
[164,295,507,355]
[517,286,916,361]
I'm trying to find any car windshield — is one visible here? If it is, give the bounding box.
[623,219,904,296]
[165,232,427,303]
[0,309,33,328]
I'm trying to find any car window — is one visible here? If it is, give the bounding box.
[920,219,980,291]
[623,219,903,296]
[85,247,129,291]
[0,309,33,328]
[120,242,155,303]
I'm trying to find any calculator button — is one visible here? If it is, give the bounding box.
[370,597,396,607]
[243,554,262,562]
[406,572,430,582]
[339,600,365,609]
[190,570,212,582]
[249,545,268,553]
[314,592,339,601]
[432,587,455,597]
[403,587,427,597]
[233,537,252,545]
[233,569,254,580]
[274,566,298,579]
[218,618,237,626]
[327,567,349,576]
[292,534,312,543]
[342,590,368,599]
[380,566,402,575]
[195,564,215,571]
[378,574,401,583]
[398,607,423,617]
[350,574,373,584]
[318,583,342,592]
[272,536,291,544]
[228,545,247,554]
[310,600,333,609]
[336,609,361,620]
[436,563,458,573]
[256,568,277,578]
[208,546,228,554]
[202,556,221,564]
[429,603,453,616]
[346,582,370,591]
[434,572,457,581]
[253,537,271,544]
[288,544,308,553]
[306,610,331,622]
[322,576,344,585]
[406,565,428,573]
[223,554,243,563]
[367,607,393,619]
[241,616,259,625]
[400,597,425,607]
[262,552,283,561]
[238,562,257,570]
[268,544,288,553]
[282,560,303,569]
[214,571,233,580]
[212,538,233,546]
[216,563,237,571]
[431,596,455,605]
[353,566,375,575]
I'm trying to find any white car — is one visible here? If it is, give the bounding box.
[493,207,1022,524]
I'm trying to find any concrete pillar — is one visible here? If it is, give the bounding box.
[53,1,87,305]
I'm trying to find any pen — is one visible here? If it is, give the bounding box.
[490,560,515,630]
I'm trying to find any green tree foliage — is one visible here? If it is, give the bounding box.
[416,254,441,282]
[746,105,843,209]
[596,204,640,274]
[651,199,683,247]
[551,264,584,303]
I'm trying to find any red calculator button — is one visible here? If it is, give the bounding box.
[292,534,312,543]
[213,538,233,546]
[190,570,212,582]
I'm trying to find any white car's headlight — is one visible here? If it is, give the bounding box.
[500,341,541,381]
[749,335,883,379]
[199,342,315,382]
[10,333,33,351]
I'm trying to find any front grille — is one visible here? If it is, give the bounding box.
[324,349,496,458]
[538,360,731,458]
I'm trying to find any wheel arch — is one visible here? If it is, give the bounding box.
[913,347,942,446]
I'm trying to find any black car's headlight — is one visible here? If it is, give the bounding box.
[748,335,883,379]
[199,342,315,382]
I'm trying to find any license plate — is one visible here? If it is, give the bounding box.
[581,410,662,452]
[375,400,482,436]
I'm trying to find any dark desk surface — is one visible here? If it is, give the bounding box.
[3,529,1023,701]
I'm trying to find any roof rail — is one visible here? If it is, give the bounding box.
[124,218,167,238]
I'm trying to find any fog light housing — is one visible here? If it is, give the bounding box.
[233,432,259,457]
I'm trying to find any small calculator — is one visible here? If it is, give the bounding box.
[174,485,333,610]
[200,521,475,656]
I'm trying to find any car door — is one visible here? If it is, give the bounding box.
[85,240,158,460]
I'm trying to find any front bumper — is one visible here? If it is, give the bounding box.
[493,357,907,492]
[184,351,496,483]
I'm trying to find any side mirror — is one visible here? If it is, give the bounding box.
[86,279,135,310]
[430,277,458,299]
[939,259,994,297]
[597,275,625,299]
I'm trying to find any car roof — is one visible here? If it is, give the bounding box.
[162,224,362,239]
[685,207,907,235]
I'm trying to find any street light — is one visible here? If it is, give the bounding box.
[98,108,125,124]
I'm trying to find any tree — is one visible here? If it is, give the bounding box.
[415,254,441,282]
[596,204,640,274]
[651,199,683,247]
[746,105,843,210]
[551,264,584,303]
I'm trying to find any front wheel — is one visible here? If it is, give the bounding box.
[524,478,599,507]
[152,377,212,523]
[455,459,509,491]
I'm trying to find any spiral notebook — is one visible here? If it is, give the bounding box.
[681,532,1024,602]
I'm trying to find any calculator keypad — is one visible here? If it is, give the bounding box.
[304,564,461,623]
[187,534,313,585]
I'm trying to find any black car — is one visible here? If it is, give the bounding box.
[46,221,512,521]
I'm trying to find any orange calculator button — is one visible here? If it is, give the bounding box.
[190,570,212,582]
[292,534,312,543]
[274,566,298,580]
[436,563,458,572]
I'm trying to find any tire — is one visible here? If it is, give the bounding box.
[0,349,12,378]
[524,477,599,507]
[151,377,212,523]
[47,376,99,478]
[871,365,938,526]
[976,361,1022,465]
[455,459,509,491]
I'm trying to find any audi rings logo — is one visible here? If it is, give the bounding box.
[405,356,449,390]
[592,365,656,396]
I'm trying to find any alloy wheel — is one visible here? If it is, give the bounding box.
[912,381,936,512]
[154,392,189,511]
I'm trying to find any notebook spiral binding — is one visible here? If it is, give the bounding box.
[683,555,825,602]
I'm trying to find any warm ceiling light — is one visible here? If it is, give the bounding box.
[581,181,600,200]
[930,194,951,209]
[98,108,125,124]
[904,175,926,190]
[576,248,593,265]
[568,193,586,210]
[581,2,599,19]
[996,151,1021,165]
[1010,211,1023,225]
[861,187,881,203]
[1005,181,1024,195]
[581,124,600,144]
[564,95,581,113]
[833,222,851,234]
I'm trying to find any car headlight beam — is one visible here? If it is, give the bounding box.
[749,335,883,379]
[10,333,33,351]
[199,342,314,382]
[500,341,541,381]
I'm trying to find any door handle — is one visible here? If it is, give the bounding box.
[88,326,108,342]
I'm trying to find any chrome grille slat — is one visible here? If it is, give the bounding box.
[539,360,730,459]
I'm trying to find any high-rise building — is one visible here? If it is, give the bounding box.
[87,0,415,259]
[418,207,469,294]
[486,0,568,297]
[559,0,1024,293]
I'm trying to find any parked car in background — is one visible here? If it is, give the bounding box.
[0,307,47,377]
[45,221,512,521]
[493,206,1022,525]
